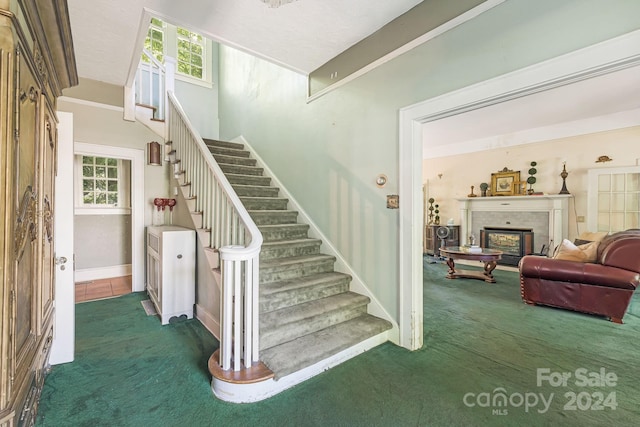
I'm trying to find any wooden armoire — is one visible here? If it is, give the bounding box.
[0,1,77,425]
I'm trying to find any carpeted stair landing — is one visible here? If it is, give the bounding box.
[198,139,392,379]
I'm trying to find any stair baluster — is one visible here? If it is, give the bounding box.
[167,92,262,371]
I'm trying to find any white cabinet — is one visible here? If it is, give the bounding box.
[146,225,196,325]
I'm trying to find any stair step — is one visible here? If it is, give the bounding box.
[249,210,298,225]
[197,228,211,246]
[219,163,264,176]
[260,292,370,350]
[184,196,197,212]
[190,211,203,229]
[169,138,391,386]
[207,145,251,158]
[226,173,271,187]
[203,138,245,150]
[260,314,392,378]
[204,247,220,269]
[260,254,335,284]
[258,223,310,242]
[213,153,257,166]
[260,272,351,313]
[260,238,322,260]
[232,184,280,197]
[241,196,288,210]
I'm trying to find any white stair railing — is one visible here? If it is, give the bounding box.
[167,91,263,372]
[133,49,175,123]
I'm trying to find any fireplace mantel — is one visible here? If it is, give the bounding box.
[457,195,571,250]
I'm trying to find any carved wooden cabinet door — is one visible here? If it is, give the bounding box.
[12,42,41,412]
[1,1,76,424]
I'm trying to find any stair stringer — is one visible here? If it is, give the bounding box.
[231,135,400,344]
[170,170,223,340]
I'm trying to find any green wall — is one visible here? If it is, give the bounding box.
[217,0,640,321]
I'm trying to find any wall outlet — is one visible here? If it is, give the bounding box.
[577,215,585,222]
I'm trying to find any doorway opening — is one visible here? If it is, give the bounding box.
[73,153,134,302]
[74,143,146,291]
[398,30,640,352]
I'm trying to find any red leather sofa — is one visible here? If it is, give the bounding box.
[519,230,640,323]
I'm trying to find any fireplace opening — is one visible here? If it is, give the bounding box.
[480,227,533,266]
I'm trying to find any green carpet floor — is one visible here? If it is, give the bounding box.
[36,261,640,426]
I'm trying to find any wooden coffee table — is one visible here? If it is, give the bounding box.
[439,246,503,283]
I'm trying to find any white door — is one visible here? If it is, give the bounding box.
[50,111,75,365]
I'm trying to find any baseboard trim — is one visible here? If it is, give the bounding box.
[75,264,132,282]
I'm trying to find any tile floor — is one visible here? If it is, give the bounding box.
[75,275,132,303]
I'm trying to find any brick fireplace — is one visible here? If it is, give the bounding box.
[457,195,571,257]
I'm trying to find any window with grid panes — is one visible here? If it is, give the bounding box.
[140,18,209,84]
[143,17,164,63]
[176,27,204,79]
[82,156,120,206]
[588,166,640,233]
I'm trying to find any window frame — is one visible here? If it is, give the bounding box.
[587,166,640,233]
[74,155,131,215]
[143,17,165,64]
[145,18,213,88]
[175,27,205,81]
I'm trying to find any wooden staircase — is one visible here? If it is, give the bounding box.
[168,137,392,400]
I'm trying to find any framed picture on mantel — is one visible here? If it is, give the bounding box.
[491,168,520,196]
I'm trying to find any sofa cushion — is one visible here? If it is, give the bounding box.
[576,231,608,242]
[520,256,639,290]
[553,239,598,263]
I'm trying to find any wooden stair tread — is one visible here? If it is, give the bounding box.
[135,102,157,111]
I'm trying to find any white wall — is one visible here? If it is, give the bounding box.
[217,0,640,322]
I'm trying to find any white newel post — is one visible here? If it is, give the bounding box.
[164,57,176,140]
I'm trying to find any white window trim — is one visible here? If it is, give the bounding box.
[587,166,640,233]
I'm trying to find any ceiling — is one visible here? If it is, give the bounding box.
[67,0,422,86]
[422,64,640,157]
[66,0,639,153]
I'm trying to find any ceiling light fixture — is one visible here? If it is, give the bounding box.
[261,0,298,8]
